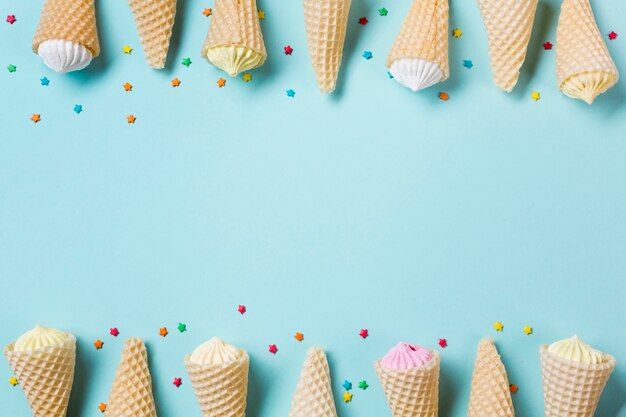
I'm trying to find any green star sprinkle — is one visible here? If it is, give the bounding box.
[378,7,388,16]
[7,64,16,73]
[182,58,192,67]
[177,323,187,333]
[358,380,369,390]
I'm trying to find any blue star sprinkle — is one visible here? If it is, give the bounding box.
[342,380,353,391]
[40,77,50,86]
[362,51,373,60]
[463,60,473,69]
[73,104,83,114]
[286,89,295,98]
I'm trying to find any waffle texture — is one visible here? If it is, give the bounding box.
[32,0,100,57]
[128,0,177,69]
[184,351,249,417]
[387,0,449,81]
[375,350,440,417]
[467,338,515,417]
[540,345,616,417]
[289,347,338,417]
[106,338,157,417]
[303,0,352,93]
[477,0,538,92]
[556,0,618,104]
[4,335,76,417]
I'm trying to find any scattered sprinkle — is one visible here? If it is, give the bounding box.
[73,104,83,114]
[8,377,18,387]
[452,28,463,38]
[217,77,226,87]
[362,50,373,60]
[203,8,212,17]
[123,45,133,54]
[359,329,369,339]
[6,15,16,24]
[159,327,168,337]
[7,64,16,73]
[284,45,294,55]
[387,71,394,79]
[493,321,504,332]
[438,339,448,348]
[510,384,519,394]
[286,89,296,98]
[523,325,533,335]
[127,114,136,124]
[268,344,278,354]
[182,57,192,67]
[172,377,182,388]
[110,328,120,337]
[171,78,181,87]
[342,380,352,391]
[98,403,107,413]
[378,8,388,17]
[40,77,50,86]
[178,323,187,333]
[94,340,104,350]
[123,82,133,92]
[358,17,368,25]
[531,91,540,101]
[258,10,266,20]
[242,72,252,82]
[543,41,553,50]
[439,91,449,101]
[463,59,473,69]
[294,332,304,342]
[31,114,41,123]
[608,31,618,40]
[343,392,353,403]
[238,305,247,314]
[358,380,369,390]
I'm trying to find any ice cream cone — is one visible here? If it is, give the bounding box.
[128,0,177,69]
[184,350,249,417]
[375,350,440,417]
[201,0,266,77]
[477,0,538,92]
[387,0,449,92]
[303,0,352,93]
[556,0,618,104]
[540,345,616,417]
[467,338,514,417]
[4,334,76,417]
[289,347,338,417]
[106,338,157,417]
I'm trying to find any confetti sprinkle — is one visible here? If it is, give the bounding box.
[8,377,18,387]
[608,31,618,40]
[242,73,252,82]
[268,344,278,354]
[123,45,133,54]
[438,339,447,348]
[7,64,16,73]
[439,92,449,101]
[172,377,182,388]
[463,60,473,69]
[387,71,394,79]
[284,45,294,55]
[159,327,168,337]
[171,78,181,87]
[203,8,212,17]
[343,392,353,403]
[359,329,369,339]
[238,305,246,314]
[294,332,304,342]
[378,8,388,16]
[94,340,104,349]
[98,403,107,413]
[543,41,553,50]
[342,380,352,391]
[531,91,540,101]
[493,321,504,332]
[182,57,192,67]
[110,328,120,337]
[217,77,226,87]
[362,50,373,60]
[452,28,463,38]
[40,77,50,86]
[6,15,16,24]
[358,380,369,390]
[31,114,41,123]
[178,323,187,333]
[523,325,533,335]
[73,104,83,114]
[358,17,368,25]
[510,384,519,394]
[123,82,133,92]
[286,89,296,98]
[258,10,265,20]
[127,114,136,124]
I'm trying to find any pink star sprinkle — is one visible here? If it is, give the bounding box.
[238,305,246,315]
[608,31,618,40]
[359,329,369,339]
[284,45,293,55]
[6,15,16,24]
[172,377,182,388]
[269,344,278,354]
[439,339,448,348]
[109,328,119,337]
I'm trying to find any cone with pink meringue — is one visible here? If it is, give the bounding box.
[128,0,177,69]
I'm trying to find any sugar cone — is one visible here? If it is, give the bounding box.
[106,338,157,417]
[540,345,616,417]
[4,335,76,417]
[128,0,177,69]
[303,0,352,93]
[201,0,266,76]
[288,347,338,417]
[467,338,514,417]
[477,0,538,92]
[184,350,249,417]
[375,351,440,417]
[556,0,618,104]
[387,0,449,86]
[32,0,100,57]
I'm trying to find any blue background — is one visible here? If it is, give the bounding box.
[1,0,625,416]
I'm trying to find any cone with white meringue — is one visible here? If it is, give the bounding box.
[556,0,619,104]
[32,0,100,73]
[128,0,177,69]
[106,338,157,417]
[477,0,538,92]
[303,0,352,93]
[289,347,338,417]
[467,338,515,417]
[387,0,449,92]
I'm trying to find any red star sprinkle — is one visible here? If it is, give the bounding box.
[510,384,519,394]
[109,328,119,337]
[608,31,618,40]
[238,305,246,314]
[172,377,182,388]
[438,338,447,348]
[543,41,553,50]
[284,45,294,55]
[6,15,17,24]
[359,329,369,339]
[268,344,278,354]
[358,17,368,25]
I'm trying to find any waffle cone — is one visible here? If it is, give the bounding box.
[477,0,538,92]
[303,0,352,93]
[128,0,177,69]
[375,351,440,417]
[106,338,157,417]
[289,347,338,417]
[32,0,100,57]
[540,345,616,417]
[556,0,618,104]
[184,351,249,417]
[467,339,514,417]
[4,335,76,417]
[387,0,449,81]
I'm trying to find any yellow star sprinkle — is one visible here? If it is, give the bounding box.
[242,72,252,82]
[343,391,352,403]
[493,321,504,332]
[531,91,540,101]
[258,10,265,19]
[8,377,18,386]
[523,325,533,335]
[123,45,133,54]
[452,28,462,38]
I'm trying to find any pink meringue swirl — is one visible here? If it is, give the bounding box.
[380,342,433,370]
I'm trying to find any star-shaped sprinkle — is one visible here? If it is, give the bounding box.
[40,77,50,86]
[286,89,296,97]
[178,323,187,333]
[31,114,41,123]
[123,45,133,54]
[268,344,278,354]
[523,325,533,335]
[258,10,265,19]
[378,7,388,16]
[159,327,168,337]
[110,328,119,337]
[362,50,373,60]
[7,15,16,24]
[98,403,107,413]
[172,377,182,388]
[203,8,212,17]
[531,91,540,101]
[127,114,136,124]
[358,17,368,25]
[453,28,463,38]
[493,321,504,332]
[359,329,369,339]
[284,45,294,55]
[238,305,246,314]
[342,380,352,391]
[94,339,104,349]
[543,41,553,50]
[294,332,304,342]
[171,78,181,87]
[74,104,83,114]
[8,377,18,387]
[439,338,448,348]
[123,82,133,92]
[343,392,352,403]
[217,77,226,87]
[510,384,519,394]
[242,72,252,82]
[7,64,16,73]
[182,57,192,67]
[439,92,449,101]
[463,59,473,69]
[608,31,618,40]
[358,380,369,390]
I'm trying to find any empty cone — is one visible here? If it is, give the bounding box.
[540,345,616,417]
[467,338,514,417]
[201,0,266,77]
[4,335,76,417]
[289,347,338,417]
[556,0,618,104]
[477,0,538,92]
[303,0,352,93]
[128,0,177,69]
[375,351,440,417]
[106,338,157,417]
[32,0,100,57]
[387,0,449,92]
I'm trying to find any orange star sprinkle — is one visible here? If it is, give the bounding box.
[217,78,226,87]
[159,327,168,337]
[171,78,181,87]
[98,403,107,412]
[294,332,304,342]
[510,384,519,394]
[123,82,133,92]
[30,114,41,123]
[93,339,104,349]
[439,92,449,101]
[203,8,212,16]
[127,115,136,124]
